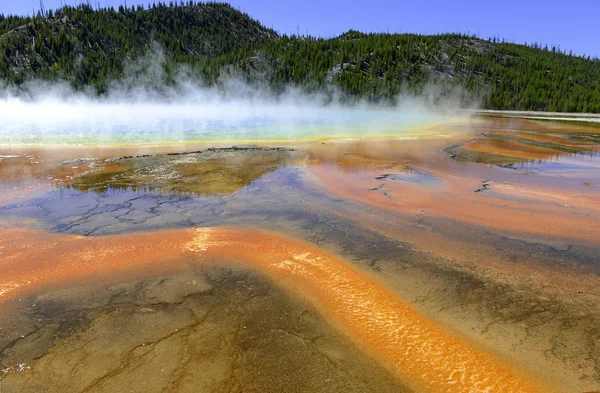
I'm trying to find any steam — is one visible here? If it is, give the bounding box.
[0,49,473,147]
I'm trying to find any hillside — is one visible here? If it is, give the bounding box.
[212,32,600,111]
[1,2,599,112]
[0,2,277,91]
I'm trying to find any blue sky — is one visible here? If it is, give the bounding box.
[1,0,598,57]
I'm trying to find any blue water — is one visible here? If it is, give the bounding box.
[0,99,457,146]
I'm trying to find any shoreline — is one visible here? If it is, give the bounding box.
[473,109,600,124]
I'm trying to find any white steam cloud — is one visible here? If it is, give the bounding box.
[0,49,473,146]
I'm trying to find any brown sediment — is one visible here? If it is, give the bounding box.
[0,225,552,393]
[69,147,298,196]
[1,267,409,393]
[0,145,296,205]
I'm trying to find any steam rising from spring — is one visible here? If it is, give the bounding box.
[0,78,468,146]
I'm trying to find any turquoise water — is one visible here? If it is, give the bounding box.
[0,99,458,146]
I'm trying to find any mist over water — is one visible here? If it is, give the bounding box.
[0,82,465,146]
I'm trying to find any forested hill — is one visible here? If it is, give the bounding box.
[1,2,599,112]
[0,2,277,89]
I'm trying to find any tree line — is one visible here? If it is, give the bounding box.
[1,2,599,112]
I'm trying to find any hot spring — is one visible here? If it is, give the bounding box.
[0,95,462,146]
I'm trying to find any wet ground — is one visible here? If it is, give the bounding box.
[1,117,600,392]
[1,265,407,393]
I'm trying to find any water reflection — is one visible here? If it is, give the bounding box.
[1,118,600,392]
[507,150,600,171]
[66,147,302,197]
[447,118,600,168]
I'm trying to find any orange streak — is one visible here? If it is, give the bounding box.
[305,161,600,245]
[463,138,561,160]
[187,228,551,393]
[0,226,551,393]
[0,227,196,299]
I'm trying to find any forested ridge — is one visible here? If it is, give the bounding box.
[1,2,599,112]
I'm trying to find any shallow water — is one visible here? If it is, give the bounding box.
[1,116,600,392]
[0,101,458,146]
